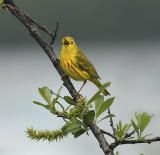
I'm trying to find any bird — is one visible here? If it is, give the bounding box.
[60,36,110,96]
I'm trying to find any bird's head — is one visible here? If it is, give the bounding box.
[62,36,77,49]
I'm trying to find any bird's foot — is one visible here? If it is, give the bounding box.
[72,92,79,99]
[61,73,68,80]
[72,92,83,101]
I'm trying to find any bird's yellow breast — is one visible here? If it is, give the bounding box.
[60,55,90,81]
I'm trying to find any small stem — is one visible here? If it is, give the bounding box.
[124,130,135,138]
[100,129,118,140]
[110,136,160,150]
[56,101,65,112]
[66,105,72,111]
[108,108,116,136]
[50,21,59,49]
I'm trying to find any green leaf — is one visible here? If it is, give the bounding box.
[116,130,121,138]
[38,87,52,106]
[64,96,76,105]
[95,95,104,116]
[140,113,151,135]
[96,97,115,119]
[116,121,132,140]
[87,82,111,105]
[97,114,115,123]
[135,112,141,127]
[74,128,86,138]
[117,121,124,138]
[52,86,63,106]
[116,128,124,139]
[124,124,132,134]
[85,110,95,125]
[123,124,128,132]
[33,101,50,110]
[70,117,86,128]
[131,119,139,137]
[119,120,122,130]
[116,124,119,130]
[61,123,81,134]
[71,128,83,135]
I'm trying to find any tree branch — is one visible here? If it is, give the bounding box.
[3,0,79,100]
[3,0,114,154]
[89,122,114,155]
[100,129,117,140]
[124,129,135,138]
[24,13,59,49]
[108,108,116,136]
[110,136,160,149]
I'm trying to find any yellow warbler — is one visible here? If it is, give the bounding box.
[60,36,110,96]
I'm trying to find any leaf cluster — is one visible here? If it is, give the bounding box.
[131,112,152,140]
[61,82,113,138]
[115,112,152,141]
[27,83,152,144]
[116,120,132,141]
[27,82,114,141]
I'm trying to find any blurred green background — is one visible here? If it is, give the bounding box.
[0,0,160,155]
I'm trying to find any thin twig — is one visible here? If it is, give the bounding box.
[24,13,58,49]
[55,112,69,119]
[124,126,139,138]
[110,136,160,149]
[124,130,135,138]
[108,108,116,136]
[50,21,59,49]
[100,129,117,140]
[2,4,58,49]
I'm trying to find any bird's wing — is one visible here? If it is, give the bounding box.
[75,50,100,79]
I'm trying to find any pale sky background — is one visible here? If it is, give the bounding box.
[0,0,160,155]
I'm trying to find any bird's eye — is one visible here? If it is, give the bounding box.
[62,42,63,45]
[71,42,73,44]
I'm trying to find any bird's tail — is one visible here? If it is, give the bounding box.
[89,78,110,96]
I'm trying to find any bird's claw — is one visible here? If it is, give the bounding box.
[61,74,68,80]
[72,92,79,100]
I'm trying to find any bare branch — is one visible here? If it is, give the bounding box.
[50,21,59,48]
[24,13,56,44]
[110,137,160,150]
[89,122,114,155]
[108,108,116,136]
[124,130,135,138]
[100,129,117,140]
[24,14,59,49]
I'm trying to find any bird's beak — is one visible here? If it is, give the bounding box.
[64,39,69,46]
